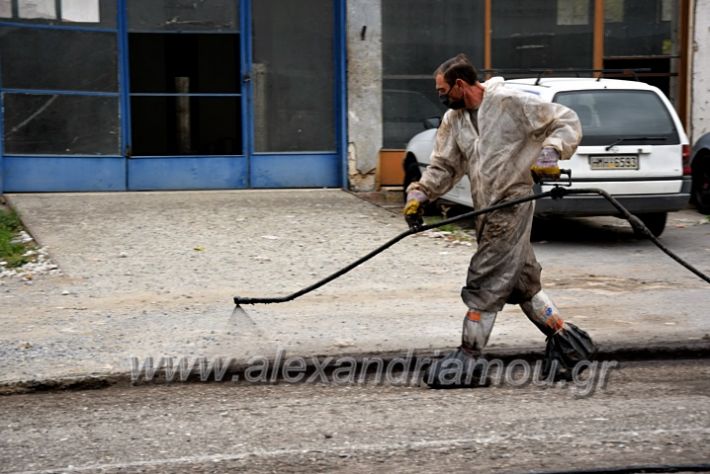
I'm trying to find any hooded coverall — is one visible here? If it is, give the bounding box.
[408,77,582,313]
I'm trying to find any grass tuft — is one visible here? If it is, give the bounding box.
[0,208,30,268]
[422,216,475,242]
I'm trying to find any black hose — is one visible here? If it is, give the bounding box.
[233,187,709,305]
[562,187,710,285]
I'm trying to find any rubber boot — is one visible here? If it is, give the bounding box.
[424,309,496,389]
[520,290,596,380]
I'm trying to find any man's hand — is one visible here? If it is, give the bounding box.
[403,190,428,230]
[531,147,561,182]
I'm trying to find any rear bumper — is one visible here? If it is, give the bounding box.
[534,178,691,216]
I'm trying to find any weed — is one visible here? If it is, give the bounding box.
[431,223,460,233]
[423,216,475,242]
[0,208,31,268]
[0,208,22,232]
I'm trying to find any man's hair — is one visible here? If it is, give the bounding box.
[435,53,479,86]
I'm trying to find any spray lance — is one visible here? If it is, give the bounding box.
[233,170,710,308]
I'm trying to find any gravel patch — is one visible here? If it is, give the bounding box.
[0,230,61,282]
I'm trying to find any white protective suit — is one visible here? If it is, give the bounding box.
[408,77,582,312]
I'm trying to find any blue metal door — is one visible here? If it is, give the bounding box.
[0,3,125,192]
[124,0,345,190]
[246,0,346,188]
[0,0,345,193]
[124,0,249,190]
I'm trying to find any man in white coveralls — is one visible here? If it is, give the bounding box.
[404,54,596,388]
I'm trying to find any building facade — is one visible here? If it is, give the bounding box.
[0,0,706,193]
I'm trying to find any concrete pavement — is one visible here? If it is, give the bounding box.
[1,189,709,392]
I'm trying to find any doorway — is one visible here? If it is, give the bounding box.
[129,33,242,157]
[124,0,344,190]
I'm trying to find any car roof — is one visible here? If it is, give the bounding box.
[502,77,658,92]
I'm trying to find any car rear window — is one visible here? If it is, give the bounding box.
[553,90,680,146]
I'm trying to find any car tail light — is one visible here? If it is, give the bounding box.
[682,144,691,175]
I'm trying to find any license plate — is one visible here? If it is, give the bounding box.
[589,155,639,170]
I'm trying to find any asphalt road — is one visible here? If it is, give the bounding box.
[1,358,709,473]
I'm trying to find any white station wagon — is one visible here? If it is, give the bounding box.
[403,77,692,236]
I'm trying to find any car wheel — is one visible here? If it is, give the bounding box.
[530,216,550,242]
[691,153,710,215]
[634,212,667,238]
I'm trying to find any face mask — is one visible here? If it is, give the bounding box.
[439,85,465,109]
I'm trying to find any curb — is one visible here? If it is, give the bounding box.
[2,340,709,396]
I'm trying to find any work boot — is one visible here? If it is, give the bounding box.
[425,309,497,388]
[521,291,597,380]
[462,309,497,351]
[543,322,597,381]
[423,346,489,389]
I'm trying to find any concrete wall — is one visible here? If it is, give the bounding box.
[692,0,710,141]
[346,0,382,191]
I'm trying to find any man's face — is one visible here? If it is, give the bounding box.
[435,74,465,109]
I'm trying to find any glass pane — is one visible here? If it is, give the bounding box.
[3,93,120,154]
[0,1,11,18]
[554,90,679,146]
[383,85,445,149]
[252,0,334,152]
[131,96,242,156]
[492,0,593,69]
[382,0,483,148]
[18,0,57,20]
[129,33,240,93]
[0,0,116,27]
[127,0,238,32]
[604,0,678,56]
[0,27,118,91]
